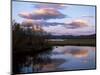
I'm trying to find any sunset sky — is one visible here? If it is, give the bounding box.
[12,1,96,36]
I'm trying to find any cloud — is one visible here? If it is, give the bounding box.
[19,12,32,19]
[19,8,65,20]
[20,18,95,36]
[21,19,40,27]
[67,19,88,28]
[43,19,95,36]
[34,3,67,10]
[43,24,95,36]
[21,19,89,28]
[42,19,90,28]
[43,25,68,35]
[21,19,66,27]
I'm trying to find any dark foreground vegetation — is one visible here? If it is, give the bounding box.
[12,22,52,54]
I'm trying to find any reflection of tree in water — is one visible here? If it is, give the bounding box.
[13,49,53,74]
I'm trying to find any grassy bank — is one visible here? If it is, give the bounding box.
[48,38,96,46]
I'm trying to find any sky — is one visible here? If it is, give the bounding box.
[12,1,96,36]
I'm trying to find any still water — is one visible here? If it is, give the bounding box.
[13,46,96,74]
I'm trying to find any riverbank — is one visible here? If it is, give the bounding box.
[48,38,96,46]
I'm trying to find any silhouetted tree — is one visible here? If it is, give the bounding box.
[12,21,52,53]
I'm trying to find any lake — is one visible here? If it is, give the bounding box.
[13,46,96,74]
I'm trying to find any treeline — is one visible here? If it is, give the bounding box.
[44,34,96,39]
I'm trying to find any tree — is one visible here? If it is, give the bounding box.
[12,21,52,53]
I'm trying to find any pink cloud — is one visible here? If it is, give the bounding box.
[67,19,88,28]
[19,8,65,20]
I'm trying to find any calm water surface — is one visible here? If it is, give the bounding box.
[14,46,96,74]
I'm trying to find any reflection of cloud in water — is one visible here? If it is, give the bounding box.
[52,46,96,58]
[69,49,88,58]
[15,46,95,73]
[51,46,96,70]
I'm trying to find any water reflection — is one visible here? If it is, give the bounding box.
[51,46,96,70]
[13,49,53,74]
[13,46,96,74]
